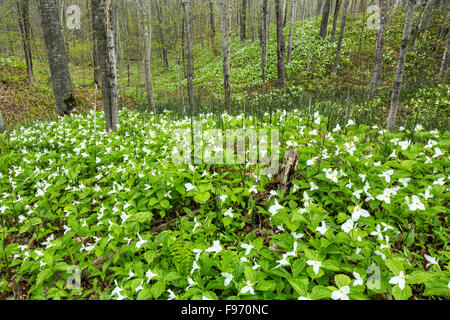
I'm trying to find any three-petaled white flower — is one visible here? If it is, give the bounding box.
[379,170,394,183]
[136,233,147,249]
[269,199,283,216]
[185,183,196,192]
[424,254,438,268]
[224,208,234,218]
[316,221,327,235]
[240,243,253,256]
[306,260,322,275]
[331,286,350,300]
[405,195,425,211]
[221,272,233,287]
[352,205,370,221]
[353,272,364,286]
[205,240,222,253]
[389,271,406,290]
[341,219,354,233]
[240,281,254,295]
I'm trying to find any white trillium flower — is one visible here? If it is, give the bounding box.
[316,221,327,235]
[269,199,283,216]
[341,219,354,233]
[185,183,196,192]
[331,286,350,300]
[424,254,438,268]
[353,272,363,286]
[240,281,255,295]
[352,205,370,221]
[224,208,234,218]
[241,243,253,256]
[221,272,233,287]
[389,271,406,290]
[306,260,322,275]
[205,240,222,253]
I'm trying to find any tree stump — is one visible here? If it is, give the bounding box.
[280,146,299,194]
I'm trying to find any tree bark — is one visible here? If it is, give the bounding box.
[330,0,341,42]
[240,0,247,41]
[332,0,349,75]
[219,0,232,112]
[182,0,194,116]
[37,0,75,116]
[438,30,450,78]
[287,0,297,64]
[369,0,387,91]
[91,0,101,84]
[275,0,286,88]
[0,110,4,133]
[155,0,169,68]
[260,0,268,82]
[139,0,154,112]
[17,0,34,85]
[92,0,119,132]
[209,0,218,56]
[387,0,417,132]
[319,0,331,38]
[410,0,427,52]
[1,0,8,56]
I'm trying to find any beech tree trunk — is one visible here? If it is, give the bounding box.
[387,0,417,132]
[91,0,101,84]
[319,0,331,38]
[287,0,298,64]
[260,0,268,82]
[370,0,387,91]
[209,0,218,56]
[139,0,154,112]
[438,30,450,78]
[93,0,119,132]
[17,0,34,85]
[182,0,194,115]
[410,0,427,52]
[332,0,349,75]
[0,110,4,133]
[37,0,75,116]
[275,0,286,88]
[240,0,247,41]
[330,0,341,42]
[219,0,232,112]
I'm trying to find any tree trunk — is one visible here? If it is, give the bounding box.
[330,0,341,42]
[369,0,387,91]
[219,0,232,112]
[93,0,119,132]
[387,0,417,132]
[17,0,34,85]
[332,0,349,75]
[182,0,194,116]
[156,0,169,68]
[139,0,154,112]
[319,0,331,38]
[91,0,101,84]
[260,0,268,82]
[0,110,4,133]
[287,0,297,64]
[275,0,286,88]
[410,0,427,52]
[209,0,218,56]
[438,30,450,78]
[240,0,247,41]
[37,0,75,116]
[1,0,8,56]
